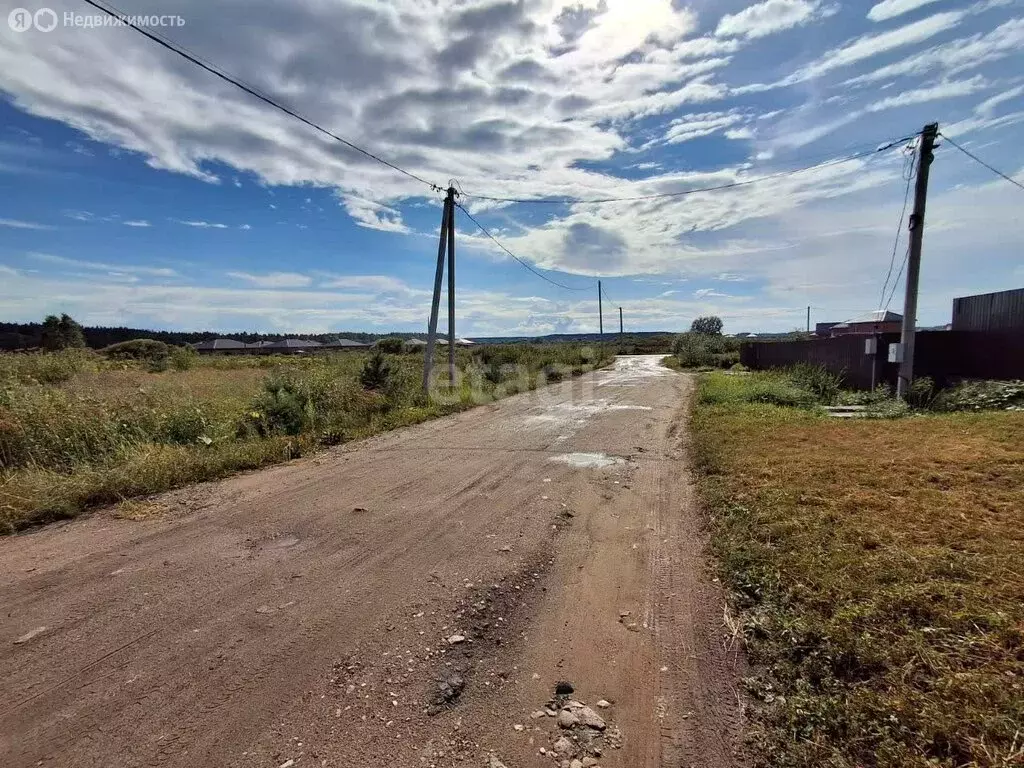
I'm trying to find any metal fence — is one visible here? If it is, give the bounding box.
[740,330,1024,390]
[952,288,1024,332]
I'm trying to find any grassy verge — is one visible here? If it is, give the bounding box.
[1,344,613,531]
[692,371,1024,768]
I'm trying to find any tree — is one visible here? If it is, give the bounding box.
[58,314,86,348]
[690,315,723,335]
[41,313,87,350]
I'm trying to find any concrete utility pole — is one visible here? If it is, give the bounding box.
[424,186,457,393]
[446,188,456,384]
[598,280,603,337]
[897,123,938,399]
[806,306,811,333]
[619,306,623,336]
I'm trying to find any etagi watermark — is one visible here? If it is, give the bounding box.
[8,7,185,32]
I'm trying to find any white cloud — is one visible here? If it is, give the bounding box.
[866,75,990,111]
[867,0,943,23]
[844,17,1024,85]
[28,252,178,277]
[175,220,230,229]
[795,11,965,81]
[716,0,833,39]
[226,271,313,288]
[0,218,51,229]
[123,219,151,227]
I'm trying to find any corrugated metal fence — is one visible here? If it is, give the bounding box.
[740,330,1024,390]
[952,288,1024,332]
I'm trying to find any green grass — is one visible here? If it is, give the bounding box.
[0,344,614,531]
[693,371,1024,768]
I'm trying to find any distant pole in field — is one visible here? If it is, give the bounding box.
[598,280,603,337]
[446,186,456,384]
[806,306,811,333]
[424,186,456,393]
[619,306,623,336]
[897,122,938,399]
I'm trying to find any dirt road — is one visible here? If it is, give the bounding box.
[0,356,743,768]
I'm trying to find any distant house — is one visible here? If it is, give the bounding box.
[828,310,903,337]
[261,338,321,354]
[193,338,247,354]
[814,322,840,337]
[404,338,428,349]
[322,338,368,350]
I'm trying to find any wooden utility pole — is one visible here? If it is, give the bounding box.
[424,186,456,393]
[619,306,623,336]
[598,280,603,337]
[446,188,456,384]
[897,123,938,399]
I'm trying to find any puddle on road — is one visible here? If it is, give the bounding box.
[549,452,624,469]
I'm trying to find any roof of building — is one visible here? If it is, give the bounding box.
[263,338,322,348]
[832,310,903,328]
[323,338,368,347]
[193,338,247,350]
[404,338,428,346]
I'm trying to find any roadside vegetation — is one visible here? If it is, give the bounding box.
[666,315,742,370]
[691,369,1024,767]
[0,342,613,532]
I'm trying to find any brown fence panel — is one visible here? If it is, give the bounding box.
[741,330,1024,390]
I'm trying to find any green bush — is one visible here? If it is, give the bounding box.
[931,379,1024,412]
[786,363,843,405]
[102,339,171,362]
[375,337,405,354]
[360,352,393,391]
[245,376,313,437]
[170,346,198,371]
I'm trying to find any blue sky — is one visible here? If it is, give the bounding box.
[0,0,1021,335]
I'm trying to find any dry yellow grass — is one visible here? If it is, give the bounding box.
[694,374,1024,768]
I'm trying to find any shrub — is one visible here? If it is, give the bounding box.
[375,337,405,354]
[244,377,312,437]
[360,352,394,391]
[931,379,1024,412]
[786,363,843,405]
[102,339,171,362]
[170,346,197,371]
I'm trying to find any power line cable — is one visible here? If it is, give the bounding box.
[939,132,1024,191]
[454,202,590,291]
[81,0,442,193]
[878,145,917,310]
[461,134,919,205]
[883,243,911,313]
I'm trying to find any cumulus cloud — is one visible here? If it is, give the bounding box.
[0,0,1019,332]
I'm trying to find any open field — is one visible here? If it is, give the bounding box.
[0,344,613,531]
[693,371,1024,767]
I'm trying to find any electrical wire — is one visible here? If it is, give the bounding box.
[883,243,911,313]
[878,144,917,310]
[461,134,919,205]
[454,202,590,291]
[600,282,615,306]
[939,132,1024,191]
[81,0,442,193]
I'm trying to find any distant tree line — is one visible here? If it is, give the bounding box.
[0,320,404,351]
